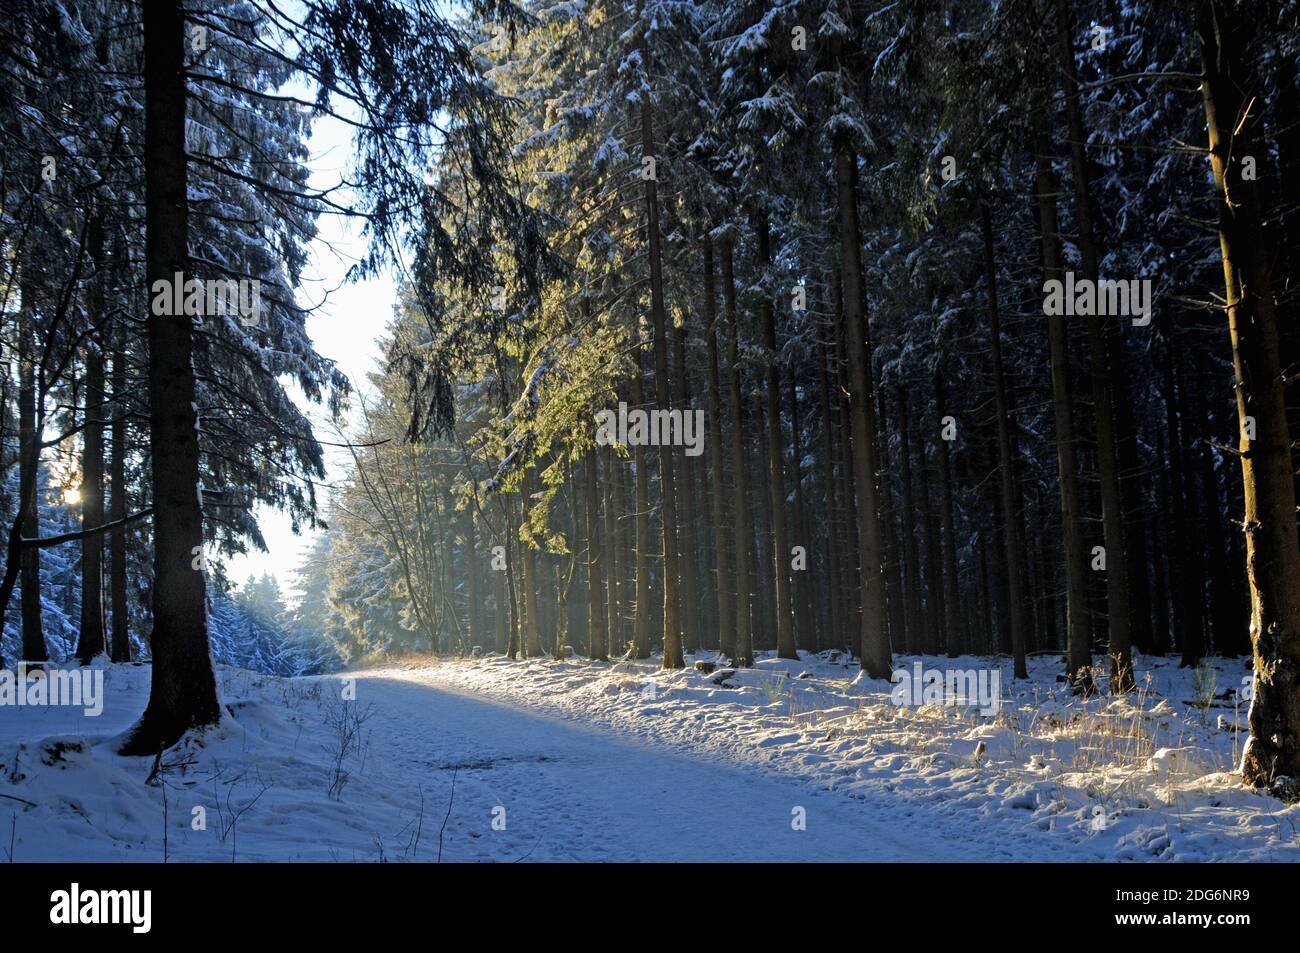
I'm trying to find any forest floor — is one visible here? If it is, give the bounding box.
[1,650,1298,861]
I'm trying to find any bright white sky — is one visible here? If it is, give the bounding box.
[222,109,394,595]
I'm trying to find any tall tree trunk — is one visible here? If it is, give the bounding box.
[672,308,701,655]
[817,336,845,654]
[875,386,904,653]
[1198,0,1300,791]
[17,270,46,662]
[630,344,652,659]
[703,238,735,659]
[465,502,480,651]
[585,451,607,661]
[834,301,860,655]
[934,371,962,658]
[521,468,543,658]
[1150,422,1172,657]
[835,147,891,677]
[1157,342,1191,659]
[505,501,521,659]
[789,369,815,652]
[109,328,131,663]
[1033,106,1093,692]
[1169,348,1207,665]
[493,533,508,654]
[981,205,1029,678]
[904,388,942,654]
[77,214,107,665]
[636,49,684,670]
[753,214,797,660]
[602,444,621,656]
[919,436,945,654]
[1053,0,1133,691]
[721,238,753,666]
[120,0,222,753]
[893,385,922,655]
[751,389,775,650]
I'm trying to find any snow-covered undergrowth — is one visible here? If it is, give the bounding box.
[0,663,435,862]
[2,651,1298,861]
[388,650,1300,862]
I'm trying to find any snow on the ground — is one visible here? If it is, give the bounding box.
[1,651,1297,861]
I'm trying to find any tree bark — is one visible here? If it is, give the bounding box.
[893,384,922,655]
[754,213,797,660]
[1198,0,1300,791]
[934,371,962,658]
[585,450,607,660]
[835,146,891,677]
[602,444,621,655]
[817,336,845,654]
[77,213,107,665]
[109,330,131,663]
[636,44,684,669]
[672,306,701,655]
[981,204,1029,678]
[721,238,753,666]
[17,269,46,662]
[790,369,815,652]
[120,0,222,754]
[1033,105,1093,692]
[521,467,542,658]
[703,238,735,659]
[630,345,651,659]
[1053,0,1133,691]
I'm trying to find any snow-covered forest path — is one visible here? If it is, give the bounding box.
[355,673,945,862]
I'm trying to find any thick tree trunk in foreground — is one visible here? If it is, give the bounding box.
[120,0,222,754]
[835,146,891,677]
[1198,0,1300,793]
